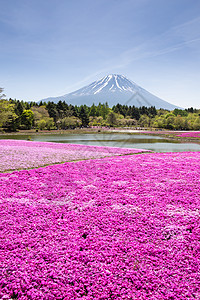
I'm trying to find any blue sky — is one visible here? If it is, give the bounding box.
[0,0,200,108]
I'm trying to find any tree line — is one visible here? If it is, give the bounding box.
[0,89,200,131]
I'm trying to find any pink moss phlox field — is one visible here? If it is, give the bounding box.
[0,152,200,299]
[175,132,200,138]
[0,139,149,172]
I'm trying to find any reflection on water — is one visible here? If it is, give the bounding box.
[0,133,200,152]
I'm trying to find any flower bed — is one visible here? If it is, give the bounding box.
[0,152,200,299]
[175,131,200,138]
[0,140,149,172]
[144,130,200,139]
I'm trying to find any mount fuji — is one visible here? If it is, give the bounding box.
[41,74,180,110]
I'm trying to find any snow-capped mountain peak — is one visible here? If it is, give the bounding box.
[70,74,140,97]
[40,74,181,110]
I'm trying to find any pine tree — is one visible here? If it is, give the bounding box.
[79,106,89,127]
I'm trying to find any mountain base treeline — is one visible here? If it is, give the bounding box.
[0,98,200,132]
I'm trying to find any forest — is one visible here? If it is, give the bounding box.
[0,88,200,132]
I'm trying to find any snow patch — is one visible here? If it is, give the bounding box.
[114,75,123,90]
[94,81,109,94]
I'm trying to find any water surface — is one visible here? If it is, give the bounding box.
[1,133,200,152]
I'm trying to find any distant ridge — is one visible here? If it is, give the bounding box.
[41,74,181,110]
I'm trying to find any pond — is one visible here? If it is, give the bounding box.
[1,133,200,152]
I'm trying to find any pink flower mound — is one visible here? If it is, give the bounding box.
[0,152,200,299]
[176,132,200,138]
[0,140,149,172]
